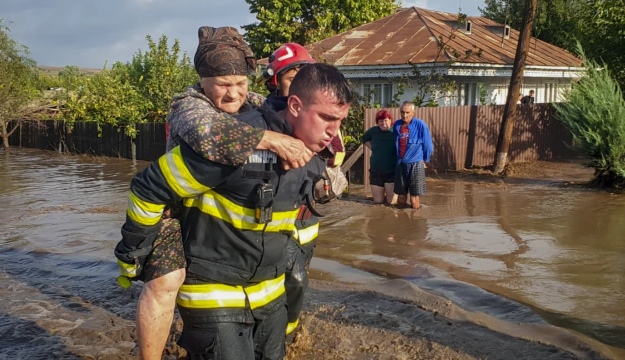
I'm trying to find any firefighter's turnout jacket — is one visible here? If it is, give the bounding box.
[117,104,325,320]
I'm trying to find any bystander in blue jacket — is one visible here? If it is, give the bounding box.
[392,101,433,209]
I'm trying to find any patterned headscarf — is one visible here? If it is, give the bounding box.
[193,26,256,77]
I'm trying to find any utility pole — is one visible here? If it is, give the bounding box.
[492,0,538,174]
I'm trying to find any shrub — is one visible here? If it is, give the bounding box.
[554,44,625,187]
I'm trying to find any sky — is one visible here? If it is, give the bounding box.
[2,0,484,69]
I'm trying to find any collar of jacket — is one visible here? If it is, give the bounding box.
[265,94,288,112]
[257,102,293,135]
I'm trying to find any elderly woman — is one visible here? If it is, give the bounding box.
[362,109,397,204]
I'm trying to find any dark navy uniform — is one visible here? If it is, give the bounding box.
[116,104,325,359]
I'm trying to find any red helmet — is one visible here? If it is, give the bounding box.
[263,43,315,87]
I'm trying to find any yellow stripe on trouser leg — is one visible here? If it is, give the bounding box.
[286,318,300,335]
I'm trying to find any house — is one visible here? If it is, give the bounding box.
[303,7,583,107]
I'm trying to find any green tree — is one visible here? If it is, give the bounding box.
[479,0,587,51]
[61,35,197,137]
[111,35,197,122]
[0,21,41,150]
[341,86,373,151]
[63,70,149,137]
[579,0,625,90]
[58,65,84,91]
[242,0,399,57]
[554,44,625,188]
[481,0,625,91]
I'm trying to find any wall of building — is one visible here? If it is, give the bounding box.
[350,76,574,107]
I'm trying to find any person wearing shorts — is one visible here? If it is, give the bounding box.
[362,109,397,205]
[392,101,433,209]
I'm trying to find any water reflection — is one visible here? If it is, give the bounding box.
[317,180,625,354]
[316,204,432,280]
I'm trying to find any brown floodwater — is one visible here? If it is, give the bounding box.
[1,148,624,359]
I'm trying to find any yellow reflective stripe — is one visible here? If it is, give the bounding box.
[176,275,286,310]
[333,151,345,167]
[177,283,246,309]
[127,192,165,226]
[293,222,319,245]
[286,318,300,335]
[159,146,210,198]
[244,274,285,309]
[332,130,345,166]
[183,190,298,232]
[117,259,139,277]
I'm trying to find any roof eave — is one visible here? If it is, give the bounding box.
[335,62,585,79]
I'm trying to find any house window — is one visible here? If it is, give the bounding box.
[363,83,393,106]
[458,83,478,105]
[465,20,472,34]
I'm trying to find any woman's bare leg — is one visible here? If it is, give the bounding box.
[136,268,185,360]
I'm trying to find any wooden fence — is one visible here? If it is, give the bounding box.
[8,104,575,182]
[362,103,574,190]
[8,120,168,162]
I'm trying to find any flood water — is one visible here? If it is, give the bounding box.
[1,148,624,359]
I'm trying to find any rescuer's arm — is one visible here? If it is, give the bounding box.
[114,142,236,281]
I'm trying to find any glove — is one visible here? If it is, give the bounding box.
[114,241,153,288]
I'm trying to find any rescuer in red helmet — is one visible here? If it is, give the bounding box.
[263,42,316,97]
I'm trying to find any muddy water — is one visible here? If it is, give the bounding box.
[1,148,624,358]
[314,181,625,356]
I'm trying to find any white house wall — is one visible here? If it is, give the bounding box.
[349,76,574,107]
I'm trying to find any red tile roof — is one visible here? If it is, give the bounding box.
[304,7,581,68]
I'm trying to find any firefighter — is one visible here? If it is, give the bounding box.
[116,63,352,359]
[117,27,318,360]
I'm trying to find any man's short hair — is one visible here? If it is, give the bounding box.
[401,101,415,111]
[288,63,352,106]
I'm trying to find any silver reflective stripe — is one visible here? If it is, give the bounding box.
[184,191,297,231]
[163,151,205,197]
[247,150,278,164]
[178,290,246,302]
[246,277,284,304]
[127,194,162,225]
